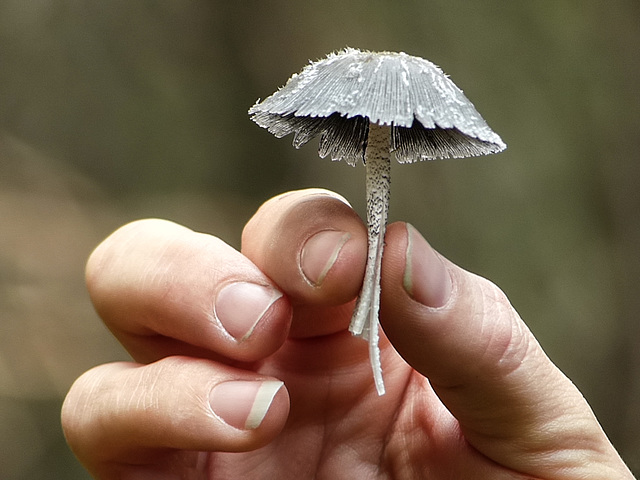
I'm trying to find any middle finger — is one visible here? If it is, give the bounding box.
[86,218,292,364]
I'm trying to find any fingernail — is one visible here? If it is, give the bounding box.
[209,380,284,430]
[404,224,452,308]
[214,282,282,341]
[300,230,351,286]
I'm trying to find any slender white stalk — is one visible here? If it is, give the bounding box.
[349,122,391,395]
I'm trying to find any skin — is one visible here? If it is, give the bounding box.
[61,189,634,479]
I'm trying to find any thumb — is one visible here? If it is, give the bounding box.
[380,222,628,478]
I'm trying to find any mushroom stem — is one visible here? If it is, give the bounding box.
[349,122,391,396]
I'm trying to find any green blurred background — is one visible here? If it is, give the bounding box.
[1,1,638,478]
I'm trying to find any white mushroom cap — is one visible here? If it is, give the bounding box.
[249,48,506,166]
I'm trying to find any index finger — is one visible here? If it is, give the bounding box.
[241,189,368,337]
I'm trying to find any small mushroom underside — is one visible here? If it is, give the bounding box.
[249,111,503,165]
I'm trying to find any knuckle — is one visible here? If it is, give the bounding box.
[475,276,534,374]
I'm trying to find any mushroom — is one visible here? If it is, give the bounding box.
[249,48,506,395]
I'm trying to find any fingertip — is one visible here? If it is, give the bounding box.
[210,282,292,363]
[402,223,453,309]
[300,230,352,287]
[298,228,366,305]
[213,282,284,342]
[209,380,290,433]
[242,189,367,307]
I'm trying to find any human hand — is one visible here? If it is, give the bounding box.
[62,189,634,479]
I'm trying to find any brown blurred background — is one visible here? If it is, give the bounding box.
[1,1,639,478]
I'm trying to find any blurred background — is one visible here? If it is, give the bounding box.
[1,1,638,477]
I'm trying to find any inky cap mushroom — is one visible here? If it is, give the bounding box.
[249,48,506,395]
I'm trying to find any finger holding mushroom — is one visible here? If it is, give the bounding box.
[249,48,506,395]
